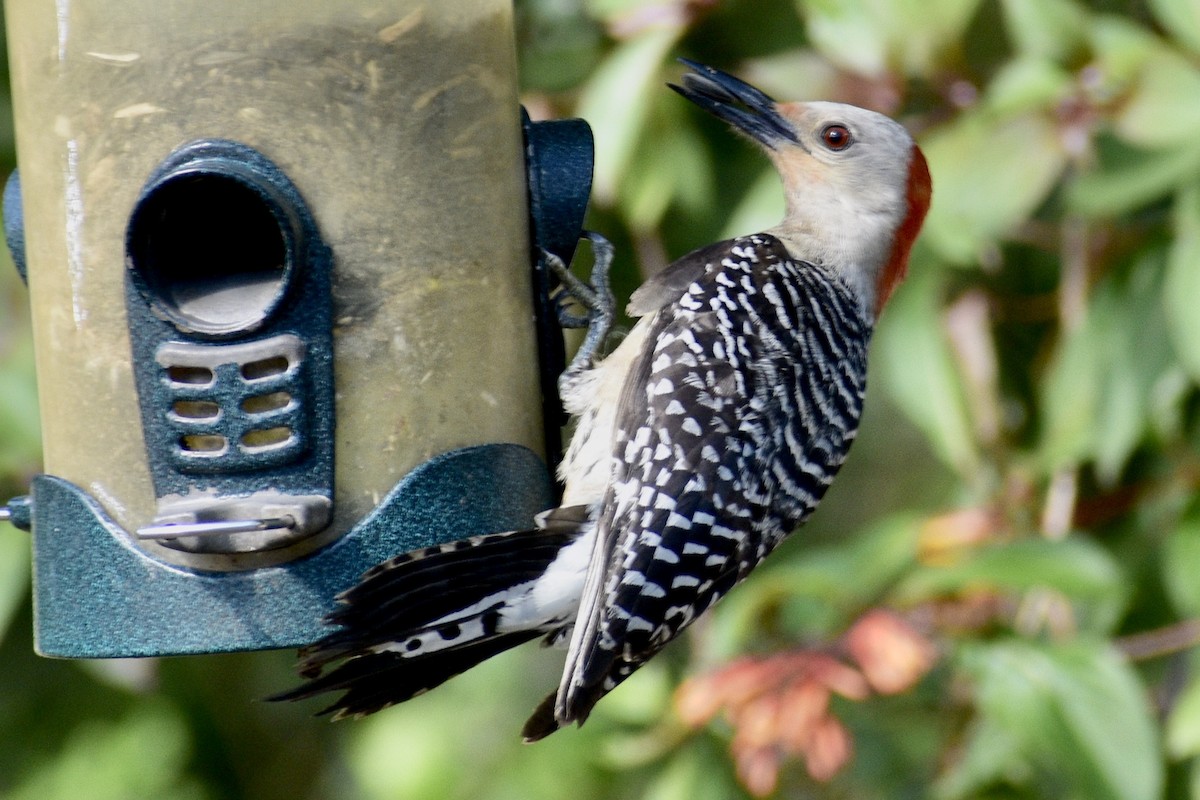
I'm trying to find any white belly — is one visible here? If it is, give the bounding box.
[558,316,656,507]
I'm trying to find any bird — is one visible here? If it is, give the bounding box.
[273,58,932,741]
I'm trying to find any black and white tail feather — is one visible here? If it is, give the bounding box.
[273,508,590,721]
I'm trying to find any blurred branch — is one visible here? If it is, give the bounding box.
[1116,620,1200,662]
[1058,215,1089,332]
[1040,468,1077,540]
[944,290,1001,449]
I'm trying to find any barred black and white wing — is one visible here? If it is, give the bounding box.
[540,234,873,735]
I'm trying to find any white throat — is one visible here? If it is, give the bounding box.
[764,222,885,319]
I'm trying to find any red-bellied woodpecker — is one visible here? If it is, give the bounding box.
[274,59,932,741]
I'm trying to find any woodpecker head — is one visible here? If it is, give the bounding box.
[670,59,931,316]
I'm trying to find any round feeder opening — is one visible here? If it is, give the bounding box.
[128,171,294,335]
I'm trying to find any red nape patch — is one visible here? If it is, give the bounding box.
[875,144,932,315]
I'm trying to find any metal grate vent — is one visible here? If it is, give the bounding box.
[156,334,309,473]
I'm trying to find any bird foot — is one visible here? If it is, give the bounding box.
[546,232,615,386]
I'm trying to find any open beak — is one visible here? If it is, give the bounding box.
[668,59,804,151]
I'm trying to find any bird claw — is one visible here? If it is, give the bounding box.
[545,232,616,387]
[553,293,591,330]
[547,232,614,327]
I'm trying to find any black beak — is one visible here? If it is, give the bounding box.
[668,59,802,150]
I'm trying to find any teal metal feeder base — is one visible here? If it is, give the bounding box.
[32,444,554,658]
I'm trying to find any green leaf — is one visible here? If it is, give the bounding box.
[1113,49,1200,148]
[1039,327,1099,472]
[1067,137,1200,217]
[999,0,1089,61]
[1148,0,1200,54]
[576,27,682,205]
[1167,663,1200,759]
[876,266,980,475]
[1162,501,1200,618]
[796,0,984,77]
[898,537,1123,599]
[983,57,1074,117]
[933,714,1030,800]
[920,113,1067,264]
[1040,251,1176,483]
[778,512,922,596]
[1165,183,1200,382]
[1089,265,1172,481]
[795,0,890,75]
[618,100,714,232]
[895,536,1127,632]
[955,639,1163,800]
[1088,14,1161,84]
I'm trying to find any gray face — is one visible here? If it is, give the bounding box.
[672,61,929,312]
[770,101,915,213]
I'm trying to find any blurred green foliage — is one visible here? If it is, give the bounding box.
[3,0,1200,797]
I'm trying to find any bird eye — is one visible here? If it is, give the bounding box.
[820,124,853,151]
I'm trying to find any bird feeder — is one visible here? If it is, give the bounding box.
[3,0,594,657]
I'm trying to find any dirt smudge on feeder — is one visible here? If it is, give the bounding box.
[113,102,166,119]
[378,7,424,43]
[86,51,141,65]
